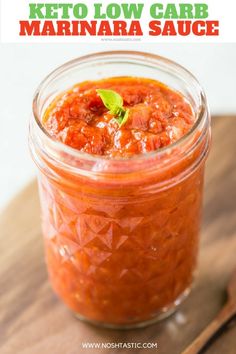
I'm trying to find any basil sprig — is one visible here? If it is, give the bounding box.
[96,89,129,127]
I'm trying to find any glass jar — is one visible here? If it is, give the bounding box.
[29,51,211,329]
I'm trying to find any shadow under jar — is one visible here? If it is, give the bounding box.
[29,51,211,329]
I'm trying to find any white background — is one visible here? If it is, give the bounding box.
[0,43,236,211]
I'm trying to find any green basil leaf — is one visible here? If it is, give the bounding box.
[119,109,129,127]
[96,89,123,114]
[97,89,129,127]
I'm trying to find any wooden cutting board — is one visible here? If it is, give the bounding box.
[1,116,236,354]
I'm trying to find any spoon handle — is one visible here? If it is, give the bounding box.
[182,301,236,354]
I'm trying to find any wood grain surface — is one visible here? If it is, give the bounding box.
[0,116,236,354]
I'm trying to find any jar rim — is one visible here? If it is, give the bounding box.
[32,50,209,164]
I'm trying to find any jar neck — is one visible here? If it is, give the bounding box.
[29,110,210,189]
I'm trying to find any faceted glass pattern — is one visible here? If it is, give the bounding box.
[38,164,204,326]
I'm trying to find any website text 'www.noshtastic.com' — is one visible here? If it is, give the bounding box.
[81,342,158,350]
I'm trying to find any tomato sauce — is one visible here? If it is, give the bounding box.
[43,77,194,157]
[39,77,206,326]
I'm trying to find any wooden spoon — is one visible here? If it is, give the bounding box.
[182,269,236,354]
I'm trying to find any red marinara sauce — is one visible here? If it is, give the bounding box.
[43,77,194,157]
[40,77,204,326]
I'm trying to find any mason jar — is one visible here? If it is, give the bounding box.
[29,51,211,328]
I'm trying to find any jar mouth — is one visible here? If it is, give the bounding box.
[32,50,208,164]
